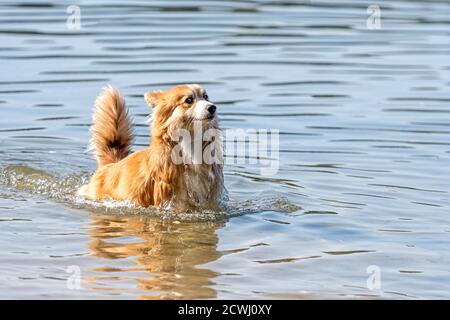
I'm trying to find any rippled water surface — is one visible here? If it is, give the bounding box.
[1,0,450,299]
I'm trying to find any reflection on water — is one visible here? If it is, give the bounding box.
[1,0,450,299]
[87,215,222,299]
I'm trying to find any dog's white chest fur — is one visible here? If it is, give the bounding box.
[173,164,224,210]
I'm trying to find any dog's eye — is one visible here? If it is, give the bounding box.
[185,96,194,104]
[203,94,209,100]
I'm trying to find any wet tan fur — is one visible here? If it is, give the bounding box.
[78,84,224,210]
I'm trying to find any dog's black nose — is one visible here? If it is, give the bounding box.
[208,105,216,115]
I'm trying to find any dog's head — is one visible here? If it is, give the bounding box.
[144,84,219,141]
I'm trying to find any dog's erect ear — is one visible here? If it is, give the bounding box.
[144,90,163,108]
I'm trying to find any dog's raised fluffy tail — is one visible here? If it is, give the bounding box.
[89,86,133,167]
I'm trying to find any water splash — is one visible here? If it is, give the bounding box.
[225,197,301,215]
[0,164,86,201]
[0,164,301,221]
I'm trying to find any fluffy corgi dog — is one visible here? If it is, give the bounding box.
[77,84,225,210]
